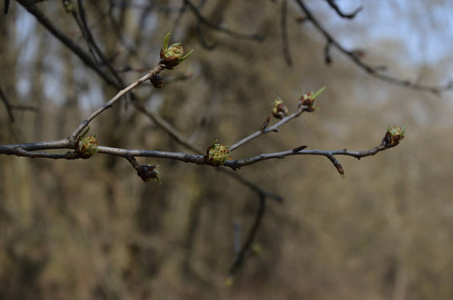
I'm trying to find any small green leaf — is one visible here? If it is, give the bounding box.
[163,33,170,49]
[312,86,326,100]
[179,49,194,62]
[401,121,408,135]
[80,126,90,138]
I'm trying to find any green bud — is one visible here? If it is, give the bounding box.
[384,121,407,146]
[206,140,230,166]
[160,33,193,69]
[76,135,98,159]
[271,98,288,119]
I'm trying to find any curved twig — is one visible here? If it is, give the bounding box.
[184,0,264,41]
[325,0,362,19]
[68,64,165,143]
[228,193,266,277]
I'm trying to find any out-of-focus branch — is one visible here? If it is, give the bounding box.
[0,86,37,123]
[184,0,264,41]
[281,0,292,66]
[325,0,362,19]
[4,0,9,14]
[16,0,118,88]
[228,193,266,278]
[294,0,453,95]
[0,86,14,122]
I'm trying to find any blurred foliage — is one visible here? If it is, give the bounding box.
[1,0,453,299]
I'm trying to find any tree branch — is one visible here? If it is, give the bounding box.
[0,85,14,122]
[325,0,362,19]
[184,0,264,41]
[228,193,266,277]
[281,0,293,66]
[294,0,452,94]
[16,0,119,88]
[68,64,165,143]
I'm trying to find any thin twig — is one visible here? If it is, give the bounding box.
[217,168,283,202]
[325,0,362,19]
[74,0,126,87]
[228,193,266,277]
[229,105,306,152]
[225,141,395,171]
[184,0,264,41]
[68,64,165,142]
[16,0,118,88]
[281,0,293,66]
[0,86,14,122]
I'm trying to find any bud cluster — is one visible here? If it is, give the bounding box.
[160,33,193,70]
[205,140,230,166]
[75,134,98,159]
[298,86,325,112]
[383,122,407,147]
[271,98,288,119]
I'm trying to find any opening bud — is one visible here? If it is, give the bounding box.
[383,122,407,147]
[205,140,231,166]
[272,98,288,119]
[76,135,98,159]
[160,33,194,70]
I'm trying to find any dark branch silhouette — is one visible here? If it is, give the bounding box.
[325,0,362,19]
[294,0,452,94]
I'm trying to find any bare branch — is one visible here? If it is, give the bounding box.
[68,64,165,143]
[228,193,266,277]
[0,86,14,122]
[184,0,264,41]
[229,103,306,152]
[0,139,72,157]
[294,0,453,94]
[281,0,293,66]
[325,0,362,19]
[225,141,397,171]
[16,0,118,87]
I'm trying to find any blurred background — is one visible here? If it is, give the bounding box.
[1,0,453,299]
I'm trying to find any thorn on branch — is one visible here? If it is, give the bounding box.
[292,145,307,153]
